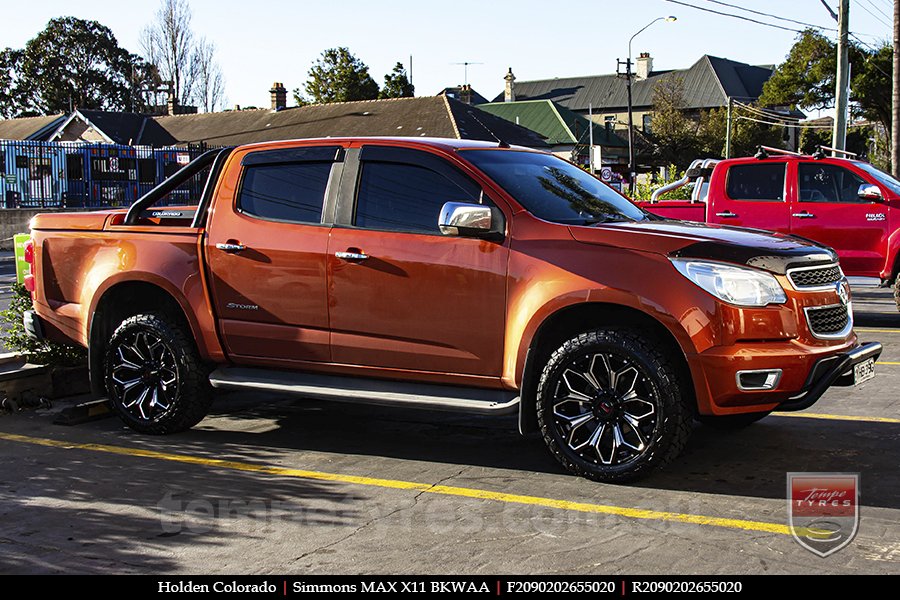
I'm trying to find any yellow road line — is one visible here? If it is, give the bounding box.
[877,361,900,365]
[855,328,899,334]
[0,431,790,536]
[773,412,900,424]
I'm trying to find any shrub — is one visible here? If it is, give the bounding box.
[0,283,86,366]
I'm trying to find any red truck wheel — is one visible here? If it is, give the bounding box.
[895,278,900,313]
[535,329,692,482]
[104,313,213,434]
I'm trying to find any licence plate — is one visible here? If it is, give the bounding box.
[853,358,876,385]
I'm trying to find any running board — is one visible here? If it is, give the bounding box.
[209,367,520,415]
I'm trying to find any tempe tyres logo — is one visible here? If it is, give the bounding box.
[787,472,859,557]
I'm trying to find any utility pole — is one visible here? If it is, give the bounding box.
[589,103,595,174]
[725,97,733,158]
[892,0,899,177]
[833,0,850,154]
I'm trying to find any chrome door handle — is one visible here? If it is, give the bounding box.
[715,211,737,218]
[216,242,247,253]
[335,251,369,261]
[792,212,815,218]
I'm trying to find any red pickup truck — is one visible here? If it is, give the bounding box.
[635,148,900,311]
[22,138,881,482]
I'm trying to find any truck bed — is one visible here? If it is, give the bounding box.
[635,201,706,223]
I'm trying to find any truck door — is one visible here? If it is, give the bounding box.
[326,145,508,377]
[708,161,790,233]
[206,145,343,363]
[791,161,890,277]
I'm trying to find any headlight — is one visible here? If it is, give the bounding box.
[671,259,786,307]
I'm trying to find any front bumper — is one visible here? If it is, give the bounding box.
[778,341,883,411]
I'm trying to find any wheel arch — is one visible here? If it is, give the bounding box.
[517,302,693,435]
[88,279,201,397]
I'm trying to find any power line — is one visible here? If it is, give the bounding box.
[662,0,805,33]
[860,0,891,21]
[698,0,836,31]
[855,0,892,28]
[735,115,869,129]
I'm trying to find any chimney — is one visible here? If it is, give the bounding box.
[635,53,653,80]
[459,84,472,105]
[166,87,177,116]
[270,81,287,111]
[504,67,516,102]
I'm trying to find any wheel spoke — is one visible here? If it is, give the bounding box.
[561,369,595,401]
[588,354,613,389]
[109,330,179,422]
[596,424,617,465]
[622,395,656,420]
[613,366,639,395]
[154,384,170,410]
[620,415,647,451]
[116,347,142,370]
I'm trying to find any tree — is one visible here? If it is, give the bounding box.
[140,0,196,106]
[192,38,225,112]
[0,49,23,118]
[302,47,379,104]
[649,76,699,170]
[380,62,414,99]
[760,28,892,139]
[697,107,783,158]
[759,29,836,111]
[3,17,142,116]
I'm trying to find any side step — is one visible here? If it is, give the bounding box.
[209,367,520,415]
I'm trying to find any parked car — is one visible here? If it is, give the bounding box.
[22,138,881,482]
[635,147,900,311]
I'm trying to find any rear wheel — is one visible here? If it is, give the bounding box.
[536,329,692,483]
[104,313,212,434]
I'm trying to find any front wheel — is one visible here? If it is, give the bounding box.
[894,277,900,313]
[105,313,212,434]
[536,329,692,483]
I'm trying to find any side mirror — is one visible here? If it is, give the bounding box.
[438,202,495,237]
[858,183,883,201]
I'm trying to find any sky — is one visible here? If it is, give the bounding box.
[1,0,895,110]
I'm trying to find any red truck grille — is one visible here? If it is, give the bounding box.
[804,303,851,339]
[787,264,843,290]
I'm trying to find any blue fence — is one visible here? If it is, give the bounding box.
[0,140,212,209]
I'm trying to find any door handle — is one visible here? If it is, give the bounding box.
[335,250,369,261]
[715,211,737,218]
[792,212,815,219]
[216,242,247,253]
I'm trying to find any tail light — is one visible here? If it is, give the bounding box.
[23,238,35,294]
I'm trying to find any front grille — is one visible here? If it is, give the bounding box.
[806,304,851,338]
[788,264,843,289]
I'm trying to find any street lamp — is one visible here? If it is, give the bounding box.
[625,15,677,195]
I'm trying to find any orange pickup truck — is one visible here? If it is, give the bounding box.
[23,138,881,482]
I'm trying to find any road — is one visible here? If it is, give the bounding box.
[0,287,898,574]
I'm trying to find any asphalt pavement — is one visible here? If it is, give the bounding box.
[0,284,898,574]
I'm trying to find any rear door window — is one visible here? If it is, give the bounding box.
[238,162,332,224]
[725,164,786,201]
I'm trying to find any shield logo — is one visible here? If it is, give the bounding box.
[787,472,859,557]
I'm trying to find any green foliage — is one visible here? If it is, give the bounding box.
[759,29,836,111]
[650,76,699,171]
[696,107,783,158]
[760,28,892,139]
[1,16,143,117]
[302,47,380,104]
[380,62,414,99]
[0,284,85,367]
[631,165,693,202]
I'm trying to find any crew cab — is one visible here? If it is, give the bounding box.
[23,138,881,482]
[635,147,900,311]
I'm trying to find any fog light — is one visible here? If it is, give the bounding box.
[736,369,782,391]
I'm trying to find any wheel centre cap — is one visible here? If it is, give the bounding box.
[593,393,618,419]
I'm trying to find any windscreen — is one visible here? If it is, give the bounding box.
[463,150,648,225]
